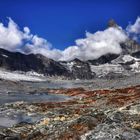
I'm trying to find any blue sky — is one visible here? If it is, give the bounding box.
[0,0,140,50]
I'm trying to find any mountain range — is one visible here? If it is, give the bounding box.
[0,20,140,80]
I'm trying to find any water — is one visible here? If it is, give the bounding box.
[0,92,71,127]
[0,109,42,128]
[0,92,70,105]
[22,80,77,89]
[0,80,78,128]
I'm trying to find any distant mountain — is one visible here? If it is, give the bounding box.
[0,45,140,80]
[0,48,68,77]
[0,20,140,80]
[88,54,119,65]
[108,19,119,28]
[132,51,140,58]
[60,58,95,79]
[0,48,95,79]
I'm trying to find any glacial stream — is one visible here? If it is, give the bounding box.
[0,92,70,105]
[0,91,71,128]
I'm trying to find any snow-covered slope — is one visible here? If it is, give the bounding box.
[90,54,140,77]
[0,69,46,81]
[111,55,137,64]
[90,64,124,77]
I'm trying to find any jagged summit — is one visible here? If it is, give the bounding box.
[108,19,119,28]
[70,58,82,63]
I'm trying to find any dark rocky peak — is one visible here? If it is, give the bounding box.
[108,19,119,28]
[70,62,95,80]
[60,58,95,79]
[69,58,84,65]
[71,58,82,63]
[88,53,119,65]
[132,51,140,58]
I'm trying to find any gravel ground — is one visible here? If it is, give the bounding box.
[0,73,140,93]
[0,74,140,139]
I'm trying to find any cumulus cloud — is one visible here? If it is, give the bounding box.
[126,17,140,41]
[127,17,140,34]
[24,35,62,60]
[0,18,24,51]
[60,27,127,61]
[0,17,130,61]
[0,18,61,60]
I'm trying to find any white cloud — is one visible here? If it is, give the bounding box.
[0,18,60,59]
[127,17,140,34]
[23,35,62,60]
[23,27,30,34]
[60,27,127,61]
[0,17,131,61]
[0,18,24,51]
[126,17,140,41]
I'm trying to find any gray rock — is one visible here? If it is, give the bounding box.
[82,122,140,140]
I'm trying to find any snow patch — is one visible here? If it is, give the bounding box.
[67,62,74,71]
[90,63,124,76]
[1,54,8,58]
[130,61,140,72]
[0,69,46,81]
[122,55,135,63]
[63,62,83,71]
[112,55,138,64]
[14,71,44,77]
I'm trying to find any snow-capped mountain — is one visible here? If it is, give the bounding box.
[60,58,95,79]
[0,48,95,80]
[0,20,140,80]
[0,45,140,80]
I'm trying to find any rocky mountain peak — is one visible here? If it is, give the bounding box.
[70,58,83,64]
[108,19,119,28]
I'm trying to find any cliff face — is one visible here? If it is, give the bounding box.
[0,48,68,76]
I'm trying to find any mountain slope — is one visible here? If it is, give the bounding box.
[0,48,68,76]
[60,58,95,79]
[0,48,95,79]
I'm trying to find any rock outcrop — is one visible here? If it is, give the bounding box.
[0,48,68,76]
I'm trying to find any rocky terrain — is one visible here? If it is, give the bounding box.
[0,78,139,140]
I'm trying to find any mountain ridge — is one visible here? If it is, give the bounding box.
[0,20,140,79]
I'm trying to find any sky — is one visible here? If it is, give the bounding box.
[0,0,140,61]
[0,0,139,50]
